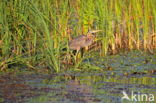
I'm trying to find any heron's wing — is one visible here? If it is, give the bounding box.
[69,35,86,45]
[80,38,93,47]
[68,35,87,50]
[69,34,95,48]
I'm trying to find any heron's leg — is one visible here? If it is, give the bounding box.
[81,48,85,57]
[74,48,80,62]
[74,51,77,62]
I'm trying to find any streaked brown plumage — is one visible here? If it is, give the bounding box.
[69,30,101,57]
[69,30,101,50]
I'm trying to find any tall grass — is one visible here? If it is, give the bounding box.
[0,0,156,72]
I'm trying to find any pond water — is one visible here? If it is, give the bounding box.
[0,51,156,103]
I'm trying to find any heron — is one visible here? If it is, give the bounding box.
[68,30,101,60]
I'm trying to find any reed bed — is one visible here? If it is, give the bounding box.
[0,0,156,72]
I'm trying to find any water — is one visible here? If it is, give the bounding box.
[0,51,156,103]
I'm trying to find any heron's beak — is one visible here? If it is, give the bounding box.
[89,30,102,34]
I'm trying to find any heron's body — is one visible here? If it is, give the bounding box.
[68,30,101,61]
[69,35,94,51]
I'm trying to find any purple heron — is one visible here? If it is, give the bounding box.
[69,30,101,57]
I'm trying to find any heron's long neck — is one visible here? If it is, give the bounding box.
[86,32,90,35]
[68,34,72,40]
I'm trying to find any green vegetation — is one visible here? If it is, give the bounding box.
[0,0,156,72]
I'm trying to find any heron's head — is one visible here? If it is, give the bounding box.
[87,34,96,39]
[86,30,102,39]
[87,30,102,34]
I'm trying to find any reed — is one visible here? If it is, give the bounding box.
[0,0,156,72]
